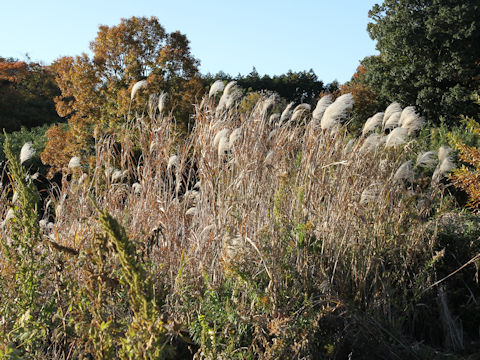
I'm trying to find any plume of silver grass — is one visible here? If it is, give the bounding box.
[416,151,438,168]
[280,102,295,124]
[383,102,402,126]
[432,147,455,185]
[385,127,408,147]
[394,160,415,183]
[261,94,277,115]
[320,93,354,130]
[290,104,311,123]
[209,80,225,97]
[400,106,425,134]
[78,173,88,185]
[68,156,81,169]
[312,95,333,122]
[229,127,243,146]
[223,81,238,96]
[11,191,18,204]
[213,129,230,149]
[130,79,148,100]
[1,208,15,228]
[216,81,242,115]
[105,166,114,179]
[185,207,197,216]
[218,136,230,157]
[132,182,142,194]
[158,91,168,114]
[111,169,124,183]
[167,155,178,171]
[438,146,453,163]
[20,142,35,164]
[360,134,384,153]
[383,112,401,131]
[269,113,280,125]
[362,112,385,136]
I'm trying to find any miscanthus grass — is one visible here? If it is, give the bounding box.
[0,84,467,359]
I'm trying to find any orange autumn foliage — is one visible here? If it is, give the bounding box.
[42,17,202,175]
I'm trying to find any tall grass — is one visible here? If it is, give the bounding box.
[0,88,475,359]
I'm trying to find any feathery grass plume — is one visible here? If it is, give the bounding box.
[432,146,455,185]
[269,113,280,125]
[218,136,230,157]
[290,103,311,123]
[216,81,242,115]
[158,91,168,114]
[130,79,148,100]
[261,94,277,115]
[78,173,88,185]
[394,160,415,183]
[3,208,14,224]
[383,111,401,131]
[416,150,438,168]
[280,102,295,124]
[12,191,18,204]
[213,128,230,149]
[167,155,178,171]
[362,112,385,136]
[20,142,35,164]
[185,207,197,216]
[320,93,354,130]
[132,182,142,194]
[68,156,81,169]
[229,127,243,147]
[438,146,453,163]
[360,134,384,153]
[400,106,425,134]
[111,169,124,182]
[312,94,333,122]
[382,102,402,126]
[385,127,408,147]
[209,80,225,97]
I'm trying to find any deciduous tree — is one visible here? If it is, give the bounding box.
[43,16,203,174]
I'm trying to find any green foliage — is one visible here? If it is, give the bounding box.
[362,0,480,124]
[0,133,58,358]
[204,67,326,104]
[0,125,49,167]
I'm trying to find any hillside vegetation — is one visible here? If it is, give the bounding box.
[1,83,480,359]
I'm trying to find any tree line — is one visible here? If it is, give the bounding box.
[0,1,479,174]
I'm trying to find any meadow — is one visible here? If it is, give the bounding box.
[1,80,479,359]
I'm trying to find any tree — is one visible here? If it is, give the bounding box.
[0,57,61,132]
[340,65,384,133]
[362,0,480,124]
[42,16,203,174]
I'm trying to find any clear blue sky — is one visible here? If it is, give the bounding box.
[0,0,379,83]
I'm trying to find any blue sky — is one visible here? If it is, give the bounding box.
[0,0,379,83]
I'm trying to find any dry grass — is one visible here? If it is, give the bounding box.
[0,91,464,359]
